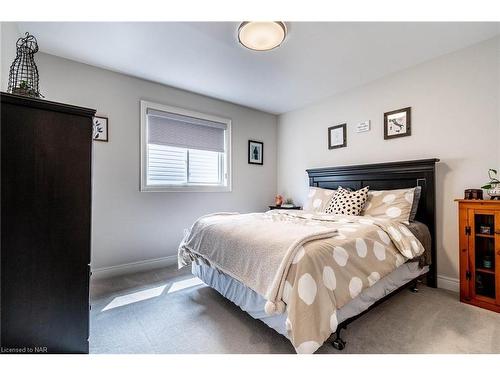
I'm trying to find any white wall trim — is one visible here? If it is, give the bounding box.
[437,274,459,293]
[91,255,178,280]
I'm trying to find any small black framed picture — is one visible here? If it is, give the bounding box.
[384,107,411,140]
[93,115,109,142]
[248,140,263,165]
[328,123,347,149]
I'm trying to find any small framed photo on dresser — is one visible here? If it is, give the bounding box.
[248,140,263,165]
[93,115,109,142]
[384,107,411,140]
[328,123,347,149]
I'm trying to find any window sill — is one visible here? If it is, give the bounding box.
[140,184,232,193]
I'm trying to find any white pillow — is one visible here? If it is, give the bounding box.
[303,187,336,213]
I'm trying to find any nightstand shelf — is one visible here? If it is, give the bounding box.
[476,233,495,239]
[476,267,495,275]
[456,199,500,313]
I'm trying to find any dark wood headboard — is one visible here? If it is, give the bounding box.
[306,158,439,287]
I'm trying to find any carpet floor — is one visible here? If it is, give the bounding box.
[90,265,500,354]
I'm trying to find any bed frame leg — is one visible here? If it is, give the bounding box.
[332,325,346,351]
[409,280,419,293]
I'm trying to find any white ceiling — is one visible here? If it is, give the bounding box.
[16,22,500,114]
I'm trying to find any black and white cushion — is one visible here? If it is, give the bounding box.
[325,186,369,215]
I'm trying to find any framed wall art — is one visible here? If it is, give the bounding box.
[93,115,109,142]
[328,123,347,149]
[248,140,263,165]
[384,107,411,140]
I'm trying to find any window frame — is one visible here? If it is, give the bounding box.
[140,100,232,192]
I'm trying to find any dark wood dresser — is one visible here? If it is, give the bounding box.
[1,93,95,353]
[456,199,500,313]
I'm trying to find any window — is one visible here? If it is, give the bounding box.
[140,101,231,192]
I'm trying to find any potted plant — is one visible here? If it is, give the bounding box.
[481,169,500,200]
[12,80,39,98]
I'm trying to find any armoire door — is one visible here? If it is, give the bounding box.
[469,209,497,304]
[1,93,94,353]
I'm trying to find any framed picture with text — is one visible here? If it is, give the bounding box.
[328,123,347,149]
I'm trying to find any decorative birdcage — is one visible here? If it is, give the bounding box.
[8,32,43,98]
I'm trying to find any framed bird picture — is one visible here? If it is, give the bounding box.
[384,107,411,140]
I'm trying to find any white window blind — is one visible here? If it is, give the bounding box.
[141,101,231,192]
[147,144,187,185]
[147,109,226,152]
[188,148,223,184]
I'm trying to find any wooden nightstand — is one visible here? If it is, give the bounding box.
[268,206,302,210]
[456,199,500,313]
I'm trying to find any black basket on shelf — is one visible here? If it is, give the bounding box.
[7,32,43,98]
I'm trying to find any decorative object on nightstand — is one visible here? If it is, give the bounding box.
[456,199,500,313]
[281,198,296,208]
[275,194,284,206]
[481,169,500,200]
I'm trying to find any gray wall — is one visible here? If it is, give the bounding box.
[1,23,278,271]
[277,37,500,283]
[1,23,18,88]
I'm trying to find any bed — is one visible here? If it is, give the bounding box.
[179,158,439,353]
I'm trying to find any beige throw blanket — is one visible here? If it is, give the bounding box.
[179,212,338,313]
[178,210,425,354]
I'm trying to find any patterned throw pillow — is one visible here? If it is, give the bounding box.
[325,186,369,215]
[362,187,416,224]
[303,187,336,213]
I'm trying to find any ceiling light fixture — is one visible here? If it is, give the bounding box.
[238,22,287,51]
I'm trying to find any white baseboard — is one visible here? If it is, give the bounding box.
[437,274,459,293]
[91,255,178,280]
